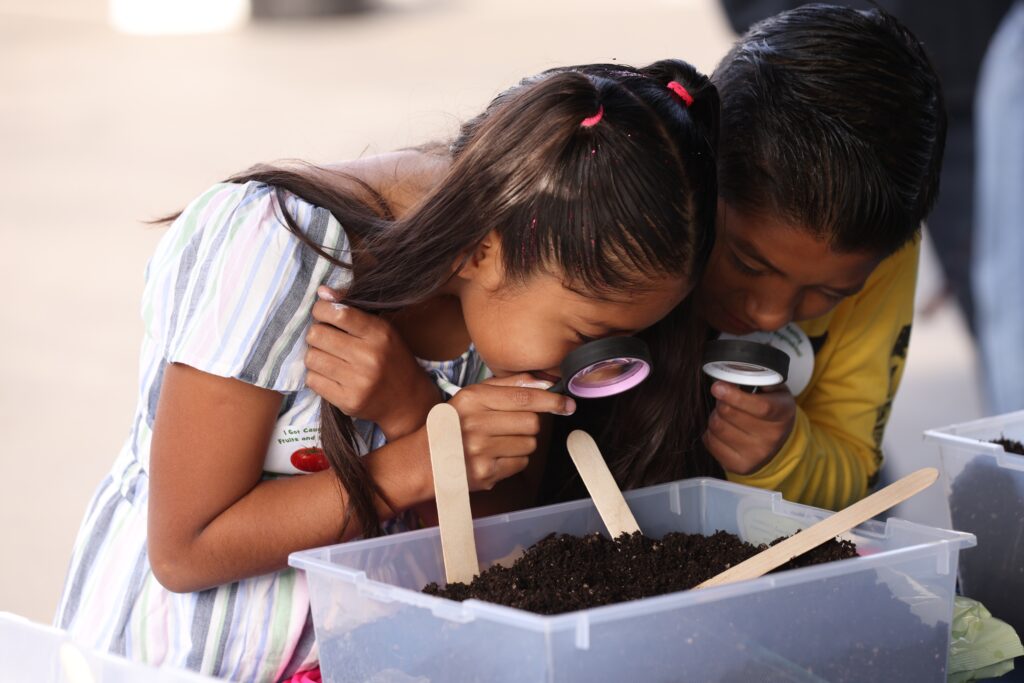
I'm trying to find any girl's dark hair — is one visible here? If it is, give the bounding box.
[181,60,718,536]
[713,3,947,254]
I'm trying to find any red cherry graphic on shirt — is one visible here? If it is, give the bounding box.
[290,447,329,473]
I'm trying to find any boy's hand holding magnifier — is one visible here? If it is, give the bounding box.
[701,336,801,475]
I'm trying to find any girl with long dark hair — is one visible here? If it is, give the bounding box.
[55,58,718,681]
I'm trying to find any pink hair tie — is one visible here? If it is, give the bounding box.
[667,81,694,107]
[580,104,604,128]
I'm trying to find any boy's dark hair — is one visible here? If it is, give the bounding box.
[713,3,947,254]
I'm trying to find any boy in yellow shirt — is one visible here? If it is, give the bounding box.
[692,6,941,509]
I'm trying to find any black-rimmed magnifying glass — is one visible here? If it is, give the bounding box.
[547,336,652,398]
[701,339,790,393]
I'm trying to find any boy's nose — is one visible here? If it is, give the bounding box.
[746,297,795,332]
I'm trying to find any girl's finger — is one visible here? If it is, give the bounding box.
[305,369,347,407]
[310,300,379,338]
[303,323,356,358]
[462,411,542,438]
[485,373,556,390]
[491,455,531,481]
[304,347,353,382]
[316,285,342,302]
[476,383,575,416]
[305,323,358,359]
[466,435,538,460]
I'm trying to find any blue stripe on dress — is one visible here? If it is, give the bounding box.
[186,587,217,671]
[244,202,332,388]
[57,478,121,629]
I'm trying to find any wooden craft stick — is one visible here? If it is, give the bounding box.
[566,430,641,537]
[426,403,479,584]
[697,467,939,590]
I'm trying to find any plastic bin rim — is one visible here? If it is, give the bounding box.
[0,612,221,682]
[289,477,972,560]
[925,417,1024,471]
[924,409,1024,444]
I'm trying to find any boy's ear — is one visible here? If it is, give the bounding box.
[456,230,505,292]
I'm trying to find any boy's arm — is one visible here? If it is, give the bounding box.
[726,241,920,510]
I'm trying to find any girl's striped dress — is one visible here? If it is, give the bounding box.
[55,182,490,682]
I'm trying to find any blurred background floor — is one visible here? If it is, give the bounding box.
[0,0,983,624]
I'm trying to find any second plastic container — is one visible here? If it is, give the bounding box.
[0,612,218,682]
[926,409,1024,635]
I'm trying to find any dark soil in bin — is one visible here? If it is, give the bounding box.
[423,529,856,614]
[992,436,1024,455]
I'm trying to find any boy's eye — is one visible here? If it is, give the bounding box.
[731,251,765,276]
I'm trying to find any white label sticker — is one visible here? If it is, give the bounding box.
[264,424,325,475]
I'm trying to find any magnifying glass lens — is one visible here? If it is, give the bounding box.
[701,340,790,388]
[551,336,653,398]
[567,357,650,398]
[722,361,767,373]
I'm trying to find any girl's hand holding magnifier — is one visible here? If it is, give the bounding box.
[445,374,576,491]
[305,287,443,441]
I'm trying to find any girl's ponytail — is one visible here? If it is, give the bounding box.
[643,59,720,153]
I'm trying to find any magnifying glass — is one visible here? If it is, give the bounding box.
[702,339,790,393]
[547,336,653,398]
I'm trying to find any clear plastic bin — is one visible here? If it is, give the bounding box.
[291,478,975,683]
[0,612,217,682]
[925,409,1024,635]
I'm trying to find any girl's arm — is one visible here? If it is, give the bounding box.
[147,362,433,594]
[148,364,571,593]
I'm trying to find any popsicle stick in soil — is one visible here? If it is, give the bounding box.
[426,403,479,584]
[697,467,939,590]
[566,430,641,538]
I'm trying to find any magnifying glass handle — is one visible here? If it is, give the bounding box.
[547,380,566,395]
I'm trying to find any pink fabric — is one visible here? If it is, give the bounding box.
[281,667,321,682]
